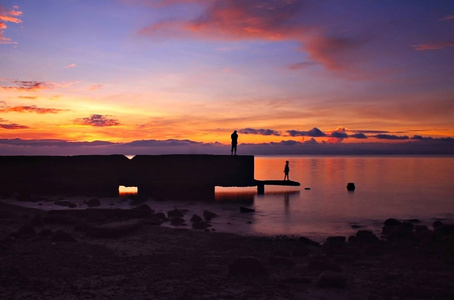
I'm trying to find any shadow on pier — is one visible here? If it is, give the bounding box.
[0,155,300,201]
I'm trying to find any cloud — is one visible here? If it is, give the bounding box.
[349,133,367,139]
[88,84,103,91]
[374,134,409,140]
[0,80,55,92]
[0,105,66,114]
[287,61,316,70]
[439,15,454,21]
[287,127,326,137]
[0,136,453,156]
[411,42,454,51]
[73,114,121,127]
[64,63,77,69]
[0,118,29,130]
[0,4,22,45]
[239,128,281,136]
[137,0,371,74]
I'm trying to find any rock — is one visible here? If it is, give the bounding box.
[154,212,166,220]
[326,236,346,246]
[433,220,444,230]
[307,259,342,272]
[129,196,147,206]
[268,256,295,267]
[168,208,184,218]
[228,257,267,277]
[86,198,100,207]
[240,207,255,213]
[203,210,217,221]
[317,271,346,288]
[384,218,402,227]
[54,200,73,207]
[192,221,209,230]
[298,237,320,247]
[349,230,380,245]
[170,217,185,226]
[51,230,77,242]
[190,214,203,223]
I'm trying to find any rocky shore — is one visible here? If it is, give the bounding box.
[1,199,454,299]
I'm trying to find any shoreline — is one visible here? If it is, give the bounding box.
[1,199,454,299]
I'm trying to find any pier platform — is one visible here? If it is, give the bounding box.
[0,155,300,200]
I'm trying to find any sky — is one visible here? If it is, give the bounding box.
[0,0,453,155]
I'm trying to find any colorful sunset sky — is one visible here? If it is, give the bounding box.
[1,0,453,155]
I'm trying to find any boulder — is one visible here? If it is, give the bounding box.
[326,236,346,246]
[190,214,203,223]
[317,271,346,288]
[203,210,217,221]
[240,207,255,213]
[298,237,320,247]
[268,256,295,267]
[228,257,267,277]
[384,218,402,227]
[168,208,184,218]
[86,198,100,207]
[192,221,210,230]
[170,217,185,226]
[348,230,380,245]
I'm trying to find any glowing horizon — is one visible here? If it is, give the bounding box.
[1,1,453,155]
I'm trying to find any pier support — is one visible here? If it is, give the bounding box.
[257,184,265,195]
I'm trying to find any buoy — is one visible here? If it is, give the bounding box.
[346,182,355,191]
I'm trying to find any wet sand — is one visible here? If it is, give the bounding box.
[1,199,454,299]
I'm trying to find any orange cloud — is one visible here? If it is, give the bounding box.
[64,63,77,69]
[0,80,55,92]
[0,105,66,114]
[0,4,22,45]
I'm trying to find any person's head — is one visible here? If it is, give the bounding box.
[234,130,237,133]
[286,161,289,164]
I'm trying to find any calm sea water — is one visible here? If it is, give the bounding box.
[211,156,454,241]
[5,155,454,242]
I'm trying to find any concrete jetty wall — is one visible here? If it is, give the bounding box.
[0,155,254,199]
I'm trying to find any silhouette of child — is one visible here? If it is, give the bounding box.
[284,161,290,181]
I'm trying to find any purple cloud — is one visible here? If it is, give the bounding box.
[239,128,281,136]
[74,114,120,127]
[287,127,326,137]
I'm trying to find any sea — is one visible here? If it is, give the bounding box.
[5,155,454,242]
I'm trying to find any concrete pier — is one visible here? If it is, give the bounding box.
[0,155,299,200]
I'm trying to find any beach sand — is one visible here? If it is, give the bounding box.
[1,198,454,299]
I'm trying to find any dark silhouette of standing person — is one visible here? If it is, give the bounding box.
[284,161,290,181]
[231,130,238,155]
